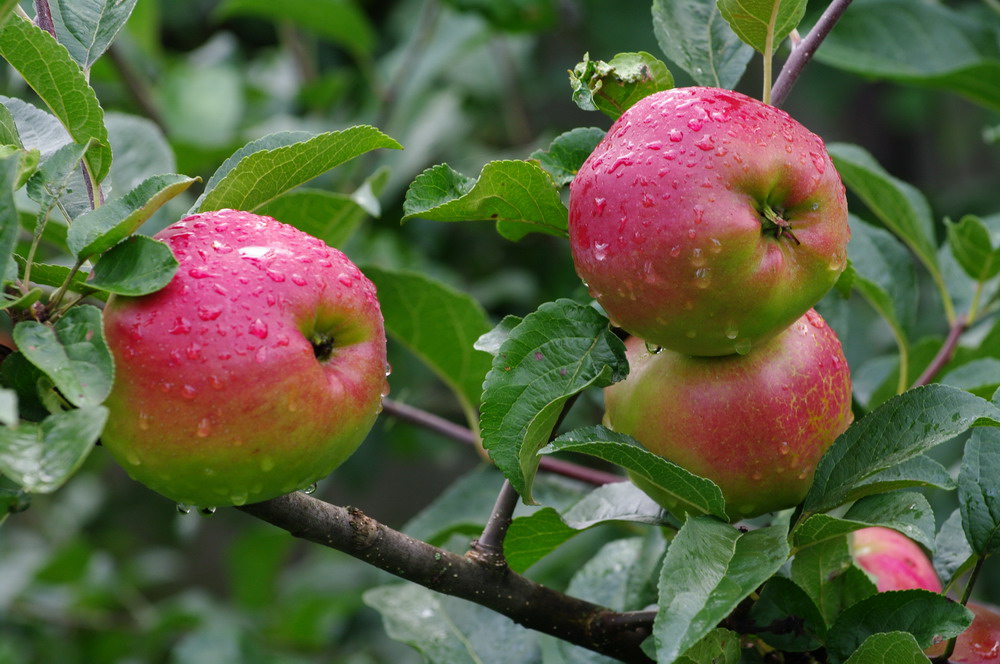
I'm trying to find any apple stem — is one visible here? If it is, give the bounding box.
[760,205,801,245]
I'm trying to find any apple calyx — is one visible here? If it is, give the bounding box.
[760,203,801,245]
[310,332,337,362]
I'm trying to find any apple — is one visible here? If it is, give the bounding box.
[603,309,852,520]
[100,209,388,508]
[569,87,850,356]
[850,526,942,593]
[926,603,1000,662]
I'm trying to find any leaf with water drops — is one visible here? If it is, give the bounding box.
[196,126,401,214]
[67,174,198,260]
[363,583,541,664]
[790,536,876,626]
[825,590,972,664]
[0,15,111,183]
[541,425,727,520]
[652,0,753,89]
[530,127,605,187]
[568,52,673,120]
[479,300,626,503]
[958,427,1000,556]
[0,405,107,493]
[792,492,935,551]
[933,509,975,589]
[402,160,569,241]
[653,516,789,664]
[717,0,807,55]
[12,305,114,409]
[87,235,179,296]
[802,385,1000,515]
[843,632,935,664]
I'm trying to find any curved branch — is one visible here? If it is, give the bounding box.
[770,0,854,108]
[912,313,969,388]
[237,492,654,663]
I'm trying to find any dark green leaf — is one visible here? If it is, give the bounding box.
[48,0,139,69]
[12,305,114,408]
[0,89,19,146]
[933,509,975,590]
[826,590,973,664]
[793,492,935,551]
[848,216,918,344]
[848,454,956,496]
[25,140,92,214]
[750,576,825,652]
[717,0,807,54]
[653,517,789,663]
[958,428,1000,556]
[542,426,727,520]
[504,507,578,573]
[474,315,523,357]
[196,126,401,213]
[791,536,877,626]
[0,151,19,287]
[67,173,198,259]
[363,266,492,432]
[568,52,674,120]
[941,358,1000,399]
[803,385,1000,515]
[529,127,605,187]
[0,405,107,493]
[12,255,98,298]
[87,235,179,296]
[652,0,753,89]
[676,629,741,664]
[363,584,540,664]
[479,300,626,503]
[843,631,934,664]
[402,161,568,241]
[0,15,111,183]
[947,214,1000,281]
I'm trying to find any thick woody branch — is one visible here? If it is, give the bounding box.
[238,492,654,663]
[771,0,854,108]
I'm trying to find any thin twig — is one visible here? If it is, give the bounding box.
[912,313,968,388]
[381,398,625,486]
[237,492,654,663]
[32,0,54,36]
[770,0,854,108]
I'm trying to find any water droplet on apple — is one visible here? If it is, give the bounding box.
[709,238,722,253]
[266,269,286,283]
[779,441,791,455]
[694,267,711,287]
[593,197,607,215]
[249,319,269,339]
[809,152,826,173]
[301,483,317,495]
[691,248,705,267]
[724,324,738,340]
[685,330,697,339]
[593,242,609,261]
[260,456,275,472]
[196,418,212,437]
[291,273,307,286]
[199,506,217,515]
[751,472,763,481]
[188,267,217,279]
[607,153,634,174]
[644,341,663,355]
[797,471,808,480]
[125,449,142,466]
[169,317,192,335]
[186,342,202,360]
[734,338,752,355]
[230,492,249,506]
[687,118,704,132]
[138,412,151,431]
[669,245,681,258]
[695,135,714,151]
[668,129,683,142]
[198,305,223,321]
[176,503,191,514]
[181,385,197,399]
[255,347,268,363]
[641,193,655,208]
[338,274,354,287]
[212,241,233,254]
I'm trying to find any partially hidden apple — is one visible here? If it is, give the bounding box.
[101,209,388,508]
[603,309,852,520]
[569,87,850,356]
[926,603,1000,662]
[850,526,942,593]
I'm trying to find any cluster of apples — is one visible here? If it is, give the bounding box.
[568,87,854,519]
[853,527,1000,661]
[101,210,388,508]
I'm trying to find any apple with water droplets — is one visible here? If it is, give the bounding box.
[603,309,852,520]
[850,526,942,593]
[100,209,387,508]
[926,603,1000,662]
[569,87,850,356]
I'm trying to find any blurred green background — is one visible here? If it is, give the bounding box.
[2,0,999,662]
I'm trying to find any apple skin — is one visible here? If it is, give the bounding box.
[569,87,849,356]
[926,603,1000,662]
[850,526,942,593]
[603,309,852,520]
[101,210,387,507]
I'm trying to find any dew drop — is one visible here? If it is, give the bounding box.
[724,324,738,340]
[138,412,151,431]
[255,347,268,363]
[230,492,248,506]
[593,197,607,215]
[734,338,752,355]
[301,483,317,495]
[691,248,705,267]
[669,245,681,258]
[266,269,286,283]
[338,274,354,287]
[181,385,197,400]
[695,134,714,151]
[593,242,609,261]
[198,305,223,321]
[685,330,697,339]
[169,317,192,335]
[249,319,269,339]
[709,238,722,254]
[199,506,217,515]
[668,129,683,142]
[644,341,663,355]
[751,472,763,481]
[187,267,216,279]
[176,503,191,515]
[261,456,275,472]
[797,471,808,480]
[694,267,711,287]
[291,274,307,286]
[125,449,142,466]
[196,418,212,437]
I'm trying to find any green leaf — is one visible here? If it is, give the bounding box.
[67,173,198,259]
[363,584,541,664]
[676,629,742,664]
[827,144,938,278]
[0,287,44,312]
[717,0,807,54]
[750,576,825,652]
[847,454,956,497]
[196,126,401,214]
[542,426,727,520]
[802,385,1000,515]
[790,537,877,626]
[958,427,1000,556]
[12,256,98,298]
[260,167,389,248]
[568,52,674,120]
[826,590,973,664]
[947,214,1000,281]
[362,266,492,433]
[0,405,107,493]
[0,98,20,146]
[401,161,569,241]
[0,387,15,427]
[87,235,179,296]
[848,216,917,342]
[933,509,975,590]
[652,0,753,89]
[941,358,1000,399]
[815,0,1000,112]
[653,517,789,664]
[843,632,933,664]
[12,305,114,408]
[25,140,92,215]
[48,0,139,70]
[0,96,69,157]
[440,0,556,32]
[529,127,605,187]
[216,0,375,59]
[504,507,578,573]
[0,15,110,183]
[105,112,176,195]
[0,151,19,288]
[479,300,626,503]
[793,492,935,551]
